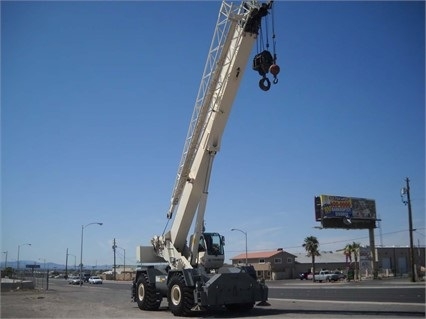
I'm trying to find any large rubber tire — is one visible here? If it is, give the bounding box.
[225,302,255,313]
[136,273,161,311]
[167,273,194,317]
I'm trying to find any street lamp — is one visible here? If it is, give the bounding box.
[231,228,248,265]
[17,243,31,272]
[401,177,416,282]
[80,222,103,286]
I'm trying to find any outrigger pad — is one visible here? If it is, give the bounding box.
[256,301,271,306]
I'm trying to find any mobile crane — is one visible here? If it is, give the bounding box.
[131,1,279,316]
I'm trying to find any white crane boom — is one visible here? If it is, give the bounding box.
[167,1,256,220]
[149,1,273,270]
[167,0,258,245]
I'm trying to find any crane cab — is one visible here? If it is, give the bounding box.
[192,232,225,270]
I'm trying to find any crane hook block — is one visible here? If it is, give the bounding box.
[253,50,275,91]
[252,50,274,76]
[259,76,271,91]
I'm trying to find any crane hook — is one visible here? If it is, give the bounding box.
[259,76,271,91]
[269,64,280,85]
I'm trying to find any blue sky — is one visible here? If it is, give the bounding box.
[2,1,425,267]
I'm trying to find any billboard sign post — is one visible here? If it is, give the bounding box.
[314,194,379,279]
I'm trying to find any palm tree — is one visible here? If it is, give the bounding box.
[303,236,320,281]
[351,242,361,280]
[343,242,361,280]
[343,243,352,264]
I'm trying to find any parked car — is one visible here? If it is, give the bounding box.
[88,276,103,284]
[298,272,310,280]
[307,272,317,280]
[83,273,91,282]
[333,270,346,281]
[313,270,340,282]
[68,276,83,285]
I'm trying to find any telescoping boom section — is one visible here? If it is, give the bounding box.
[132,1,277,316]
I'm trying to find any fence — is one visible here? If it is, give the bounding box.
[15,269,49,290]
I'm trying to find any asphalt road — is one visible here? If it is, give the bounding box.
[267,278,425,303]
[1,278,424,318]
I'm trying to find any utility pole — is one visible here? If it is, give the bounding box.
[112,238,117,281]
[2,251,7,269]
[116,246,126,280]
[401,177,416,282]
[65,248,68,279]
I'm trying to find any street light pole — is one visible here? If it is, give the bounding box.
[231,228,248,265]
[17,243,31,272]
[112,238,117,281]
[401,177,416,282]
[80,222,103,286]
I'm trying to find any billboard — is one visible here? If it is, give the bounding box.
[314,195,377,229]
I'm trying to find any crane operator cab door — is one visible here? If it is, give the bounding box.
[197,232,225,270]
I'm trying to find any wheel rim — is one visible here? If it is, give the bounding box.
[170,284,181,306]
[138,283,145,301]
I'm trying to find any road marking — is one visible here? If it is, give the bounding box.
[268,285,425,289]
[268,298,424,306]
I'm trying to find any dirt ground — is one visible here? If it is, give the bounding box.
[0,284,154,318]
